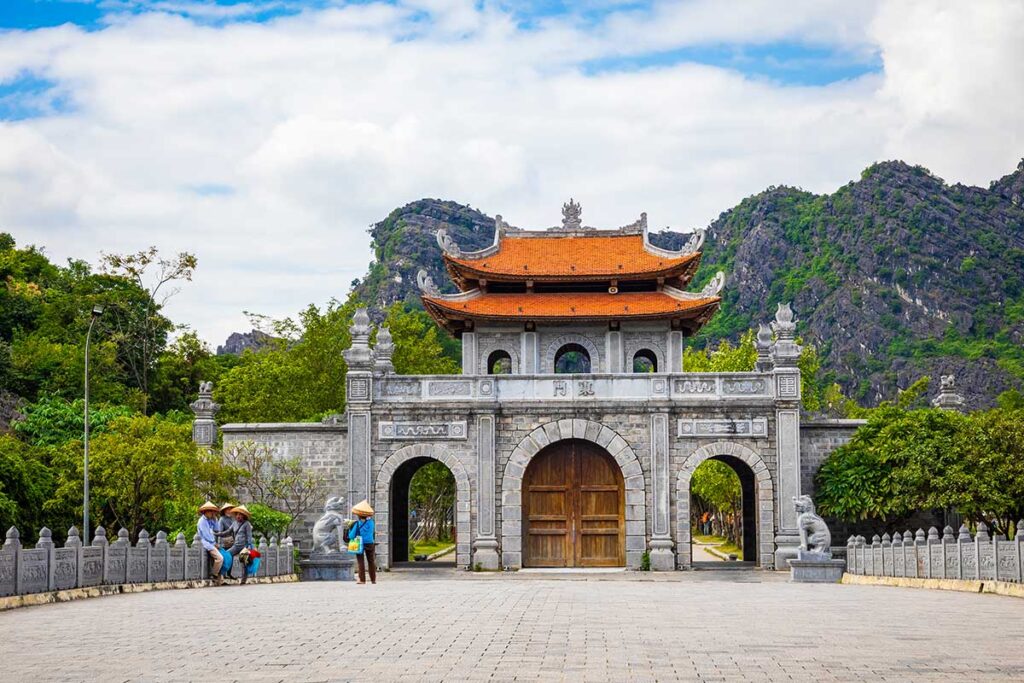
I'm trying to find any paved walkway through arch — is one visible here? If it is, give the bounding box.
[2,571,1023,681]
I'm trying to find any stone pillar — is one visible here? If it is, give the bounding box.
[665,330,683,372]
[461,331,477,374]
[190,381,220,447]
[520,330,538,374]
[374,324,394,375]
[605,330,623,373]
[472,414,501,570]
[755,323,772,373]
[931,375,966,411]
[648,413,674,570]
[343,308,375,507]
[770,303,802,569]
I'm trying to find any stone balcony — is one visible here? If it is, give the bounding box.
[373,371,788,406]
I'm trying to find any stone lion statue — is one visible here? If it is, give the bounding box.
[311,496,347,554]
[794,495,831,557]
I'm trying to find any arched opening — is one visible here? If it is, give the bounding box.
[389,457,457,568]
[487,349,513,375]
[554,343,591,373]
[522,439,624,567]
[632,349,658,373]
[689,455,757,567]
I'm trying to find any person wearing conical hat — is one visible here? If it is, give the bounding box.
[197,501,224,585]
[216,503,237,550]
[227,505,255,585]
[349,500,377,585]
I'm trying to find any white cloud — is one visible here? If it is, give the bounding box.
[0,0,1020,345]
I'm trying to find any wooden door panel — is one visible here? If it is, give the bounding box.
[576,443,625,567]
[524,440,625,568]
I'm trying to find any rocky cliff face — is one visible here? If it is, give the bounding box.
[216,329,274,356]
[350,160,1024,408]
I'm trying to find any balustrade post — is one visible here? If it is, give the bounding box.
[1016,519,1024,584]
[957,524,972,581]
[1,527,21,597]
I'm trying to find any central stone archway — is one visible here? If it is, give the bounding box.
[502,419,646,569]
[374,444,472,570]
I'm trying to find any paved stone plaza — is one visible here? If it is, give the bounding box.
[2,572,1023,682]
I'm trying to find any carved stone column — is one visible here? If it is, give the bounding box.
[770,303,802,569]
[520,330,538,374]
[605,330,623,373]
[932,375,966,412]
[190,382,220,447]
[648,413,675,570]
[461,331,478,374]
[472,414,501,570]
[665,330,683,372]
[344,308,375,507]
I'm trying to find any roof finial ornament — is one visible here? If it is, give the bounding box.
[700,271,726,297]
[436,229,462,257]
[561,198,582,230]
[417,269,440,296]
[682,228,706,254]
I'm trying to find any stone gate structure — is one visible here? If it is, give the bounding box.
[213,202,865,571]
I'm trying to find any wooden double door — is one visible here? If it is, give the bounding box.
[523,440,625,567]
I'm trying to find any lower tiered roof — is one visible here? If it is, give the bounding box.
[422,290,720,336]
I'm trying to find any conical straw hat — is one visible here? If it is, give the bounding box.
[219,502,236,512]
[351,499,374,517]
[229,505,251,519]
[198,501,219,514]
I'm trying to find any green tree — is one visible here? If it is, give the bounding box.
[408,461,456,542]
[216,298,356,423]
[149,332,239,414]
[99,247,197,411]
[48,414,236,540]
[0,434,54,540]
[382,303,461,375]
[13,396,134,447]
[690,459,742,550]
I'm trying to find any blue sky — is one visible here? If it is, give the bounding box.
[0,0,1019,343]
[1,1,880,89]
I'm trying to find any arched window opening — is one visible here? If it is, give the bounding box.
[487,350,513,375]
[632,349,658,373]
[554,343,591,373]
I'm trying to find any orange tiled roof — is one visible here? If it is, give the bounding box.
[423,291,720,334]
[445,234,700,282]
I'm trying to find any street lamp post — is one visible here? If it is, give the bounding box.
[83,304,103,543]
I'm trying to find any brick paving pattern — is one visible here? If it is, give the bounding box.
[2,571,1023,681]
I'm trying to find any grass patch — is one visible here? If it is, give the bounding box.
[408,539,455,561]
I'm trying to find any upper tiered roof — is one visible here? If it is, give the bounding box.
[438,200,705,290]
[419,200,724,337]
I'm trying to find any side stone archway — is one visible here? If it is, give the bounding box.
[501,419,646,569]
[374,443,472,569]
[676,441,775,569]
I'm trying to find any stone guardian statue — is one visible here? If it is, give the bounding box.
[793,495,831,557]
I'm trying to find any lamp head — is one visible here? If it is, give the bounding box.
[91,305,104,318]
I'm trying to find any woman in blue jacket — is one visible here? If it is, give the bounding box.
[349,499,376,584]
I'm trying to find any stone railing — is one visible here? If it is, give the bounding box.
[846,522,1024,583]
[1,525,296,598]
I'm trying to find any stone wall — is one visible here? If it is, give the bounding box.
[798,419,865,498]
[221,423,348,547]
[0,525,295,598]
[846,522,1024,583]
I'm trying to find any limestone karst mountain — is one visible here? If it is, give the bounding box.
[342,159,1024,408]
